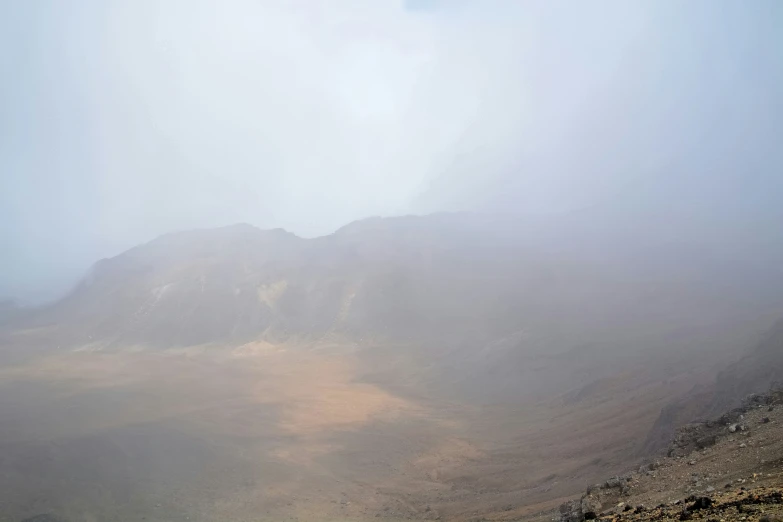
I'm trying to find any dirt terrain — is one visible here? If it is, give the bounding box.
[0,336,719,522]
[545,392,783,522]
[2,218,782,522]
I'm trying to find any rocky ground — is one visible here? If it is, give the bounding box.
[555,391,783,522]
[600,487,782,522]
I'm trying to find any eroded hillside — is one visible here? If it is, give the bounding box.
[2,214,782,522]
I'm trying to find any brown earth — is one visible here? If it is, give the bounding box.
[585,486,783,522]
[542,393,783,522]
[2,217,782,522]
[0,335,720,522]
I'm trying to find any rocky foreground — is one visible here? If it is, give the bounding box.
[600,487,782,522]
[558,391,783,522]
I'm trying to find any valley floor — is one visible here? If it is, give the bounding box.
[0,337,740,522]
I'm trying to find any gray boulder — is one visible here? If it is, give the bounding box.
[581,495,602,518]
[559,499,583,522]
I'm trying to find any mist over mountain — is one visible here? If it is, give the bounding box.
[2,1,783,520]
[9,211,782,405]
[3,0,782,304]
[22,213,780,344]
[3,212,782,522]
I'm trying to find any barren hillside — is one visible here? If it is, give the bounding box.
[550,391,783,522]
[1,214,782,522]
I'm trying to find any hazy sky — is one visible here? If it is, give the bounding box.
[1,0,782,302]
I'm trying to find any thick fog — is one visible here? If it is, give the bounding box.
[1,0,781,303]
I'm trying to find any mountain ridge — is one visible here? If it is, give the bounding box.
[2,213,783,521]
[19,213,781,349]
[5,212,781,408]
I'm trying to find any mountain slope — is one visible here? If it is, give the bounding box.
[710,319,783,413]
[2,213,783,522]
[7,212,781,405]
[642,318,783,456]
[19,214,776,345]
[553,390,783,522]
